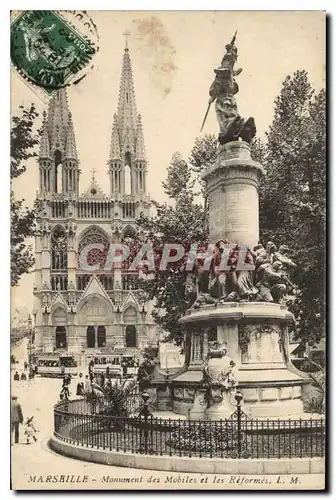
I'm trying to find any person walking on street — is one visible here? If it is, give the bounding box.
[13,371,19,381]
[11,396,23,444]
[76,373,84,396]
[24,416,37,444]
[84,375,91,394]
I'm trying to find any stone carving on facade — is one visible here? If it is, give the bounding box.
[239,324,284,359]
[202,344,237,413]
[208,32,256,145]
[238,325,250,354]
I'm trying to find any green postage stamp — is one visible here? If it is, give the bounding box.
[11,10,97,94]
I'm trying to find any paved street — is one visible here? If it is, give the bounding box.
[10,339,324,491]
[10,339,202,490]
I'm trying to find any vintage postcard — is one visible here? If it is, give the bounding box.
[10,10,326,491]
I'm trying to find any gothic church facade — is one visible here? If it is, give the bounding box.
[32,43,160,359]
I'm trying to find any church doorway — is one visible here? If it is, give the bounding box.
[125,325,137,348]
[86,326,95,348]
[97,326,106,348]
[86,325,106,348]
[55,326,67,349]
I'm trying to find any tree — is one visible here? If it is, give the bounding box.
[136,152,208,344]
[11,104,39,286]
[260,71,326,344]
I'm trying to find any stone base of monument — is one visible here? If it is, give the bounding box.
[176,302,309,419]
[206,391,236,419]
[189,388,207,419]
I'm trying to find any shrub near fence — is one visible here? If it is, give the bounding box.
[53,396,325,460]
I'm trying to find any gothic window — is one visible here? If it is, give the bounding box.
[77,227,110,270]
[124,165,131,195]
[54,150,62,193]
[51,226,67,270]
[124,307,137,324]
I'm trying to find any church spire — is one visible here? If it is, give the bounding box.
[135,114,146,161]
[65,112,78,160]
[109,114,121,160]
[39,111,51,159]
[39,88,80,195]
[108,37,148,198]
[47,89,71,153]
[116,42,137,152]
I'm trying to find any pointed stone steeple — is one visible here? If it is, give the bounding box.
[135,114,146,161]
[39,111,51,159]
[47,89,70,153]
[39,88,80,195]
[110,114,121,160]
[108,39,148,198]
[116,45,137,152]
[65,112,78,160]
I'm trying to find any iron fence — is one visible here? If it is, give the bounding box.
[53,397,325,459]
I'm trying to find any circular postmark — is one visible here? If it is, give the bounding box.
[11,10,99,95]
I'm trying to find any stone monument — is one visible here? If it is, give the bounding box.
[172,34,305,418]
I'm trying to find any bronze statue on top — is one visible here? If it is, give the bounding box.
[202,32,256,145]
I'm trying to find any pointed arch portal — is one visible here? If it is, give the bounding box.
[126,325,137,348]
[86,325,106,348]
[86,326,95,348]
[56,326,67,349]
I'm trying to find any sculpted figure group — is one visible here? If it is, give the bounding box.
[186,240,296,309]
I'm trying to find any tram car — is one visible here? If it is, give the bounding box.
[88,351,139,379]
[36,353,78,378]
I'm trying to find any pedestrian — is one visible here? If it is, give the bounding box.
[60,378,70,400]
[13,371,19,381]
[84,375,91,393]
[100,372,105,388]
[11,396,23,444]
[24,361,28,371]
[20,372,27,381]
[76,373,84,396]
[24,416,37,444]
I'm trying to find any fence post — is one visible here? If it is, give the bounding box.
[235,391,244,459]
[143,392,150,454]
[138,392,152,454]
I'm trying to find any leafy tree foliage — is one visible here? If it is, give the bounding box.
[136,152,208,344]
[11,104,39,286]
[260,71,326,344]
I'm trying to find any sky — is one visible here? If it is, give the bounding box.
[10,10,326,314]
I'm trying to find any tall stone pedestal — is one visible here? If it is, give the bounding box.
[172,140,306,419]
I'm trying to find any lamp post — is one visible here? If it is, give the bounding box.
[28,314,33,372]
